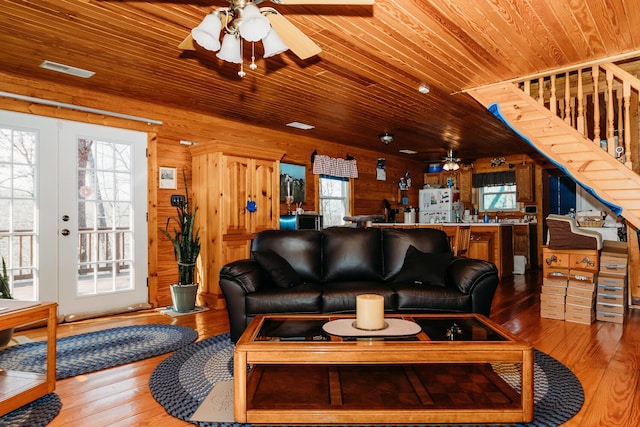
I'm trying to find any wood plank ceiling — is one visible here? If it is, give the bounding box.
[1,0,639,164]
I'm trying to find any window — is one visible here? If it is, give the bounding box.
[319,175,349,227]
[480,184,518,211]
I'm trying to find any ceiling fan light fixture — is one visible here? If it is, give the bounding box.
[262,28,289,58]
[442,149,460,171]
[379,132,394,145]
[192,14,222,51]
[239,4,271,42]
[217,33,242,63]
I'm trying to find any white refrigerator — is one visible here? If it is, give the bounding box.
[419,188,461,223]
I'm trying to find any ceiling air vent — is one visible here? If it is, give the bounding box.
[40,60,95,78]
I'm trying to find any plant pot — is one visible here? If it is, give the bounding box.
[0,327,14,347]
[170,283,199,313]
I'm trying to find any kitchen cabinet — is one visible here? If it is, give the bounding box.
[191,143,284,308]
[515,163,534,203]
[423,168,472,204]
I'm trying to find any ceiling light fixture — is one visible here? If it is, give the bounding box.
[442,149,460,171]
[379,132,394,145]
[418,83,430,94]
[191,1,289,77]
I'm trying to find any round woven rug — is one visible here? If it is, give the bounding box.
[0,323,197,426]
[150,334,584,427]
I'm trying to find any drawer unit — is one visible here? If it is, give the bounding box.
[569,252,599,271]
[544,268,570,281]
[596,301,625,315]
[567,286,596,299]
[566,295,594,307]
[543,249,569,269]
[565,303,594,316]
[596,311,624,324]
[540,307,565,320]
[541,284,567,296]
[565,311,595,325]
[540,293,566,304]
[541,300,565,312]
[543,278,568,287]
[569,269,597,283]
[568,280,596,292]
[598,274,626,289]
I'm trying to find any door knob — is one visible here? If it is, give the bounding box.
[62,215,70,221]
[61,229,70,236]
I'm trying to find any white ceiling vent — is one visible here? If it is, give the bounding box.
[40,60,95,78]
[286,122,315,130]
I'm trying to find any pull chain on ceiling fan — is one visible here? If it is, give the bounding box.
[179,0,374,77]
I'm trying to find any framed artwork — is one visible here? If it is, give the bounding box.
[280,163,306,203]
[159,166,177,189]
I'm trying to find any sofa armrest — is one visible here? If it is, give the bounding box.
[447,257,500,316]
[219,259,266,342]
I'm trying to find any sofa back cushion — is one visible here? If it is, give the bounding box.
[322,227,383,282]
[251,230,323,283]
[382,228,451,280]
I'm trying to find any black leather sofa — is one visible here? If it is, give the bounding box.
[219,227,500,342]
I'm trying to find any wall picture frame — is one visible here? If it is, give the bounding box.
[280,163,306,203]
[159,166,177,189]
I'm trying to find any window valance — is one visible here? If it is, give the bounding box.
[472,171,516,187]
[312,155,358,179]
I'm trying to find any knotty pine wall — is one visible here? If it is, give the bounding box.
[0,72,424,308]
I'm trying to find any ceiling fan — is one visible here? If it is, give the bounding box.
[179,0,374,76]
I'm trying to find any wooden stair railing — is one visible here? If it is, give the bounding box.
[513,62,640,173]
[467,82,640,230]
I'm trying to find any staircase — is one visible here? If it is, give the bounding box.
[467,61,640,230]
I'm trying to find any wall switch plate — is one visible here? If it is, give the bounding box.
[170,195,186,207]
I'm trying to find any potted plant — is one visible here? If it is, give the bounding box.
[159,174,201,313]
[0,256,14,346]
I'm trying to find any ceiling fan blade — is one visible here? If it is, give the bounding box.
[267,13,322,60]
[271,0,374,4]
[178,33,196,50]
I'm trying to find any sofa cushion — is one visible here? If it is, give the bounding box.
[382,228,451,280]
[394,245,452,287]
[246,283,323,315]
[393,283,472,313]
[251,230,323,283]
[321,281,396,313]
[252,250,302,289]
[322,227,383,282]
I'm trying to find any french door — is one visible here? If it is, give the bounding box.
[0,110,148,315]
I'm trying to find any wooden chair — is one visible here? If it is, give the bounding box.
[452,225,471,257]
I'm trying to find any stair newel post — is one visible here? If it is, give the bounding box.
[577,68,585,135]
[592,65,600,145]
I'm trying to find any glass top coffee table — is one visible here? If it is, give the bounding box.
[234,313,533,425]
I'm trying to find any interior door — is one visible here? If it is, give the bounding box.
[0,110,148,315]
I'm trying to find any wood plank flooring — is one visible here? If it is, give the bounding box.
[10,269,640,426]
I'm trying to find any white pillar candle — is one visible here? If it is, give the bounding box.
[356,294,385,330]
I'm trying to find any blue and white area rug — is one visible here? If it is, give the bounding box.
[0,323,198,427]
[150,334,584,427]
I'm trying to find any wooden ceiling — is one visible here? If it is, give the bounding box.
[1,0,640,164]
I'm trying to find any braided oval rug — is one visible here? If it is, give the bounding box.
[0,323,198,426]
[150,333,584,427]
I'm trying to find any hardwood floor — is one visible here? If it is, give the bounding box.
[12,270,640,426]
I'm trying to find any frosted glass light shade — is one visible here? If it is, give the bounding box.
[217,34,242,63]
[239,4,270,42]
[192,14,222,51]
[262,28,288,58]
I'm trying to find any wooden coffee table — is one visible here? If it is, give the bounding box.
[234,313,533,425]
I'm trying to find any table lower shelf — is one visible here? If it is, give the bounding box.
[245,363,526,424]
